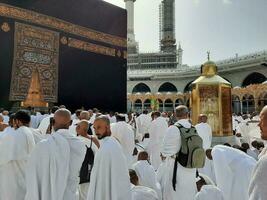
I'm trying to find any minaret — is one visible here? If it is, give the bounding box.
[177,42,183,65]
[125,0,138,54]
[160,0,176,53]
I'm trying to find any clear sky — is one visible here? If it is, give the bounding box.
[104,0,267,66]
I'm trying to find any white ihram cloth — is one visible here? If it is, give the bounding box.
[0,126,15,138]
[199,158,216,184]
[195,122,214,182]
[69,121,80,137]
[136,114,151,141]
[87,136,132,200]
[212,145,256,200]
[147,116,168,170]
[132,160,162,200]
[131,185,158,200]
[25,129,86,200]
[30,128,46,143]
[38,114,54,134]
[195,122,212,150]
[111,121,135,167]
[159,119,197,200]
[0,126,35,200]
[248,151,267,200]
[195,185,224,200]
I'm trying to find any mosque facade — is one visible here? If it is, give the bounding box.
[125,0,267,113]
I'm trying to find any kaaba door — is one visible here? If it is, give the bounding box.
[22,70,47,107]
[9,22,59,106]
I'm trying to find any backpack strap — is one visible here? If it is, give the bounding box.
[172,154,179,191]
[172,123,183,191]
[90,137,93,148]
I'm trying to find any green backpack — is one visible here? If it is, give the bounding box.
[175,123,205,168]
[172,123,206,190]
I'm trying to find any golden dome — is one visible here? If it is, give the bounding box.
[201,60,218,76]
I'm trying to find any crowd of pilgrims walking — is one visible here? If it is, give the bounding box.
[0,104,266,200]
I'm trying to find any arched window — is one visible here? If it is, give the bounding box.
[184,81,193,93]
[144,99,151,112]
[134,99,142,112]
[158,99,163,112]
[242,95,255,114]
[242,73,266,87]
[132,83,151,93]
[158,82,178,93]
[164,99,173,112]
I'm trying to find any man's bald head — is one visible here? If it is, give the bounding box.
[259,106,267,140]
[76,120,89,137]
[80,111,90,120]
[260,106,267,117]
[175,105,189,119]
[54,108,72,131]
[137,151,149,161]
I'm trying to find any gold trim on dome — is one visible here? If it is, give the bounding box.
[68,37,116,57]
[0,3,127,48]
[1,22,10,32]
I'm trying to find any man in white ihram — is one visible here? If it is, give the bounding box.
[0,110,35,200]
[159,105,197,200]
[136,110,151,141]
[195,114,214,182]
[211,144,256,200]
[132,151,162,200]
[249,105,267,200]
[111,113,135,168]
[195,114,212,150]
[87,115,132,200]
[147,111,168,170]
[25,108,86,200]
[38,106,59,134]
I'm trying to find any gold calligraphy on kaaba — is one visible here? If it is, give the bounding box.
[0,3,127,48]
[68,38,116,57]
[9,22,59,102]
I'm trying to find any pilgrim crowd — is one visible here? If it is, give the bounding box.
[0,105,266,200]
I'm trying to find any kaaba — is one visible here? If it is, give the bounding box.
[0,0,127,112]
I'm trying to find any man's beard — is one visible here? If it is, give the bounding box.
[96,133,108,140]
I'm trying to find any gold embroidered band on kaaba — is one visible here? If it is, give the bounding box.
[0,3,127,48]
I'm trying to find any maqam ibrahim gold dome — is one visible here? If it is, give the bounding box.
[191,56,233,137]
[192,60,231,85]
[201,60,217,76]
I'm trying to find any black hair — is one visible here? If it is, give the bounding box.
[15,110,31,125]
[51,106,59,114]
[143,110,148,114]
[116,114,126,122]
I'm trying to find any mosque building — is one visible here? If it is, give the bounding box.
[125,0,267,113]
